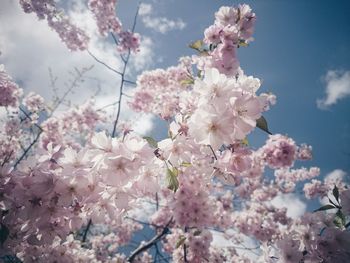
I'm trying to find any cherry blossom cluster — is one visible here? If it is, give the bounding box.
[19,0,140,53]
[198,4,256,76]
[87,0,141,53]
[260,134,297,169]
[40,100,104,148]
[0,64,23,108]
[188,68,274,149]
[88,0,122,37]
[130,58,192,119]
[19,0,89,51]
[22,92,45,113]
[88,0,141,53]
[117,31,141,53]
[271,212,350,262]
[0,131,161,256]
[1,3,349,263]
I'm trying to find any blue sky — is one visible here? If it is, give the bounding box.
[117,0,350,179]
[1,0,349,185]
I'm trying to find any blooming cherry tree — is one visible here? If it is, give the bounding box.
[0,1,349,263]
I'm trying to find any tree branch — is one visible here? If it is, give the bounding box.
[184,226,188,262]
[127,219,172,262]
[82,218,92,243]
[87,50,122,76]
[14,130,42,168]
[111,4,140,137]
[14,66,92,168]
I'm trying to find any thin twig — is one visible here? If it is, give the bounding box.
[208,145,218,160]
[82,219,92,243]
[96,101,120,111]
[14,67,92,168]
[184,226,188,262]
[87,50,122,76]
[124,79,136,85]
[111,4,140,137]
[50,66,94,115]
[127,219,172,262]
[125,216,161,228]
[19,107,43,131]
[14,130,42,168]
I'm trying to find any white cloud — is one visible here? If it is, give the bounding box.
[324,169,347,182]
[127,198,157,222]
[271,193,306,219]
[129,36,154,72]
[94,94,155,136]
[317,70,350,109]
[318,169,347,207]
[211,230,260,261]
[0,0,155,133]
[139,3,153,16]
[139,3,186,34]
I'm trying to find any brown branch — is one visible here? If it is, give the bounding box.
[127,219,172,262]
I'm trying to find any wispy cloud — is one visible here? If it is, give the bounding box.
[317,70,350,109]
[271,193,306,219]
[139,3,153,16]
[139,3,186,34]
[0,0,155,134]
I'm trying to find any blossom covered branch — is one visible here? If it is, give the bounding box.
[0,2,349,263]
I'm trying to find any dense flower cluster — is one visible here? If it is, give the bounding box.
[189,68,274,149]
[88,0,140,53]
[198,4,256,76]
[0,64,23,107]
[273,212,350,262]
[117,31,141,53]
[0,132,160,256]
[22,92,45,113]
[130,58,192,119]
[88,0,122,36]
[40,100,104,148]
[261,134,297,169]
[19,0,89,51]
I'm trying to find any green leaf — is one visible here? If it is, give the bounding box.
[242,138,249,146]
[175,235,186,249]
[180,162,191,167]
[238,39,248,47]
[0,223,9,245]
[180,78,194,86]
[189,40,203,51]
[166,168,179,192]
[143,136,158,148]
[334,210,346,228]
[256,116,272,135]
[333,185,339,203]
[313,204,336,213]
